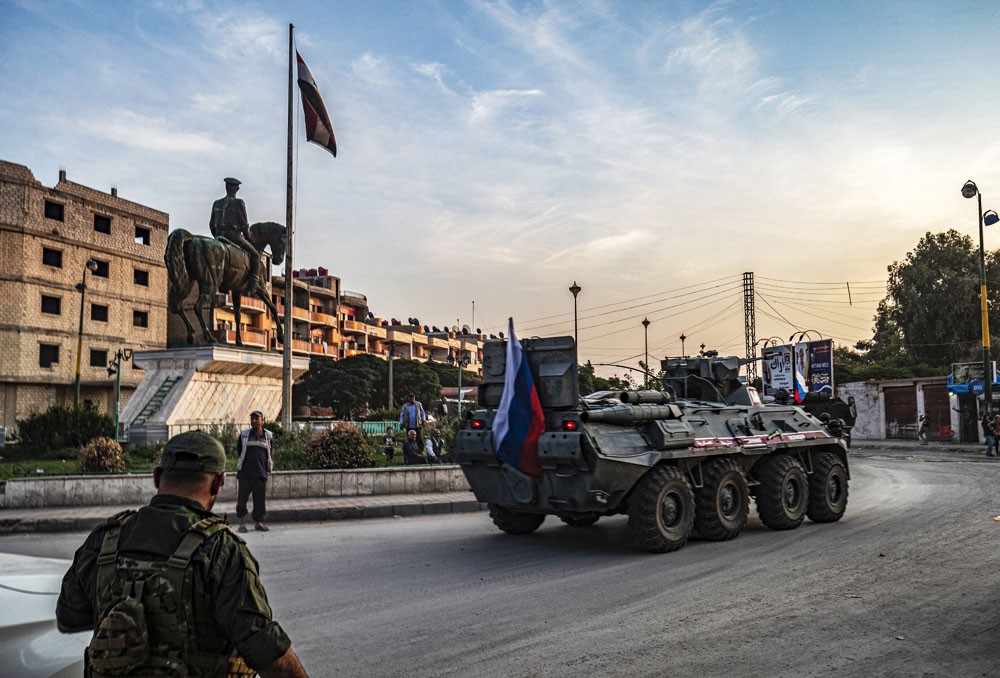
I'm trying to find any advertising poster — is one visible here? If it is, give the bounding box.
[761,345,793,395]
[808,339,834,395]
[793,342,810,402]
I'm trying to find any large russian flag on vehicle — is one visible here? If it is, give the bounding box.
[492,318,545,479]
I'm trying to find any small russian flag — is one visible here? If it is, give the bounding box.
[492,318,545,479]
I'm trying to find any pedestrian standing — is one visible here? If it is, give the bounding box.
[236,410,273,532]
[985,415,997,457]
[399,392,426,445]
[56,430,308,677]
[917,415,929,445]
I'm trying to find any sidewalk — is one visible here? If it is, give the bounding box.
[0,490,487,534]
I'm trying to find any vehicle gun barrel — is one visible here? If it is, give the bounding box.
[581,403,677,424]
[618,390,671,404]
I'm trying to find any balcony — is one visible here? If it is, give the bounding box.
[310,343,330,354]
[343,319,366,334]
[365,324,387,339]
[387,329,413,343]
[222,329,267,348]
[277,304,311,321]
[310,311,337,327]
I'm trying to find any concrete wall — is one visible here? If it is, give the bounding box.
[0,465,470,509]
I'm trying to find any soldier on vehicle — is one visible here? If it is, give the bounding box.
[210,177,260,290]
[56,430,308,677]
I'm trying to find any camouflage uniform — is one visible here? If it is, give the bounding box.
[57,495,291,676]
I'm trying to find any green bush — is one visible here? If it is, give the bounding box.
[305,422,376,469]
[78,437,126,473]
[263,422,315,470]
[206,422,239,459]
[16,406,115,452]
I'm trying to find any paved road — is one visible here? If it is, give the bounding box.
[4,450,1000,677]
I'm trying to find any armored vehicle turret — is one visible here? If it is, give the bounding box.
[453,336,850,553]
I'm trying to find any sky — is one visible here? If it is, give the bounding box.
[4,0,1000,378]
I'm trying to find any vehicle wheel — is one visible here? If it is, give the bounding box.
[560,514,600,527]
[755,454,809,530]
[807,451,849,523]
[695,457,749,541]
[488,504,546,534]
[627,465,695,553]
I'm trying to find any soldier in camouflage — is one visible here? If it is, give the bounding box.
[56,430,308,677]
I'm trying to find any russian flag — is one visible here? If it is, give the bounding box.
[492,318,545,479]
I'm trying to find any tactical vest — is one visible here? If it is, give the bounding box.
[87,511,236,677]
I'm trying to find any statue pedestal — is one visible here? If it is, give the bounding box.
[121,346,310,447]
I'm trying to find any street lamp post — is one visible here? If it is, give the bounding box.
[641,318,650,388]
[569,281,581,362]
[962,180,1000,416]
[448,350,471,418]
[107,348,133,441]
[386,340,396,410]
[73,258,98,409]
[679,333,687,358]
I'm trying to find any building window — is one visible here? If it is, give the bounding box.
[91,304,109,322]
[41,295,61,315]
[133,310,149,328]
[39,344,59,368]
[44,201,64,221]
[93,259,110,278]
[90,349,107,368]
[134,268,149,286]
[42,247,63,268]
[94,214,112,234]
[135,226,151,245]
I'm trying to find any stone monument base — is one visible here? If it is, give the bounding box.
[121,346,310,447]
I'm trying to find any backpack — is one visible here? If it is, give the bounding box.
[87,511,232,677]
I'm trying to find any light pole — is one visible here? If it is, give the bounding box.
[386,339,396,410]
[448,350,471,418]
[641,318,650,388]
[74,258,98,409]
[679,333,686,358]
[963,180,1000,415]
[107,348,133,440]
[569,281,581,362]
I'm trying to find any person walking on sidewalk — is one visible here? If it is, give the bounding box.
[56,430,308,677]
[984,415,996,457]
[917,415,929,445]
[236,410,274,532]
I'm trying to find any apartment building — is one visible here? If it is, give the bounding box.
[0,161,168,430]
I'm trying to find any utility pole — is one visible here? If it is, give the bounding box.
[743,271,757,383]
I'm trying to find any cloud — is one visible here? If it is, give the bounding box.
[413,62,454,95]
[469,88,544,122]
[199,11,284,61]
[76,109,223,153]
[352,52,395,86]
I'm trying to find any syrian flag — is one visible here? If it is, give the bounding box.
[492,318,545,479]
[296,51,337,157]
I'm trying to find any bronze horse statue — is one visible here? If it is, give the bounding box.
[165,221,286,347]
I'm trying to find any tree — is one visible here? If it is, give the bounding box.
[380,359,441,409]
[870,229,988,367]
[424,360,481,388]
[302,354,383,418]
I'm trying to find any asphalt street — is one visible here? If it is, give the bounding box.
[4,447,1000,677]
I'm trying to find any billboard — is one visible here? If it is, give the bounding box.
[762,338,834,402]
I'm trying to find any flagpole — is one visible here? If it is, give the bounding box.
[281,22,294,429]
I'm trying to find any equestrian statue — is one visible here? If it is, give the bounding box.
[165,177,286,347]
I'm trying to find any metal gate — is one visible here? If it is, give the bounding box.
[884,386,918,439]
[923,384,951,440]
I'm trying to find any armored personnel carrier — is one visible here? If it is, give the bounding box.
[453,336,850,553]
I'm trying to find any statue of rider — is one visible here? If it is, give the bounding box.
[210,177,259,290]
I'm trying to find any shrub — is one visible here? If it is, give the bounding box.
[16,406,115,452]
[305,422,376,469]
[264,422,315,470]
[78,437,126,473]
[205,422,239,459]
